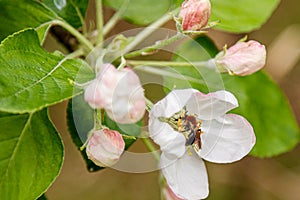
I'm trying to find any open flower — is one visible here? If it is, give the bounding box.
[149,89,255,199]
[178,0,211,31]
[84,63,146,124]
[214,40,266,76]
[86,129,125,167]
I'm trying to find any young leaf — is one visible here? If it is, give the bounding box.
[0,109,64,200]
[67,94,139,172]
[0,0,58,41]
[43,0,89,28]
[103,0,172,25]
[210,0,280,33]
[163,36,300,157]
[0,29,94,114]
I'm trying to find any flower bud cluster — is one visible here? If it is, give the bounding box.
[178,0,266,76]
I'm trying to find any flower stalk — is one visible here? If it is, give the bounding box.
[127,60,211,67]
[103,0,129,36]
[141,136,160,161]
[124,33,184,58]
[52,20,94,51]
[122,8,179,55]
[96,0,104,46]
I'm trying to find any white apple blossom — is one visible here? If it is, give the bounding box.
[149,89,255,199]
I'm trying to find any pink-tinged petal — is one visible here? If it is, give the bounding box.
[149,115,186,160]
[199,114,256,163]
[84,80,107,108]
[162,184,184,200]
[86,129,125,167]
[160,152,209,200]
[186,90,238,120]
[178,0,211,31]
[215,40,266,76]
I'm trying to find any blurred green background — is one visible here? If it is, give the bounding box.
[46,0,300,199]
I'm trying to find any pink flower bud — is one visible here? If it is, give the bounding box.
[105,68,146,124]
[215,40,267,76]
[178,0,211,31]
[86,129,125,167]
[84,63,118,109]
[84,64,146,124]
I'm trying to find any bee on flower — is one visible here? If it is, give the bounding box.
[149,89,255,199]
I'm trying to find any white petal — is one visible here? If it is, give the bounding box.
[152,89,196,118]
[186,90,238,120]
[199,114,256,163]
[149,116,186,160]
[160,152,209,200]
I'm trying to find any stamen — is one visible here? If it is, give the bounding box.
[187,147,193,156]
[159,107,204,151]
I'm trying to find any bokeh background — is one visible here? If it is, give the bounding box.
[46,0,300,199]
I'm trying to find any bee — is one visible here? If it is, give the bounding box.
[159,106,203,151]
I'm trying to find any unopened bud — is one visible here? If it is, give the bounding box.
[84,63,118,109]
[215,40,267,76]
[178,0,211,31]
[84,63,146,124]
[86,129,125,167]
[106,68,146,124]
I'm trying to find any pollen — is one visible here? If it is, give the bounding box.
[159,107,204,151]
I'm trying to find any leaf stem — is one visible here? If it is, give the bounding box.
[134,66,207,85]
[125,33,184,58]
[95,0,104,46]
[95,109,103,129]
[74,6,87,36]
[121,8,179,55]
[103,0,129,36]
[127,60,212,67]
[53,20,94,51]
[65,49,85,59]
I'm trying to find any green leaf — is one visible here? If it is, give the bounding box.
[43,0,89,28]
[163,36,300,157]
[37,194,48,200]
[0,109,64,200]
[0,0,58,42]
[36,24,52,45]
[67,94,140,172]
[0,29,94,114]
[103,0,172,25]
[210,0,280,33]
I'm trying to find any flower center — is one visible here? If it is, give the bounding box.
[158,106,203,151]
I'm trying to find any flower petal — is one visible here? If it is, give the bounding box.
[186,90,238,120]
[160,152,209,200]
[149,115,186,160]
[151,89,196,118]
[199,114,255,163]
